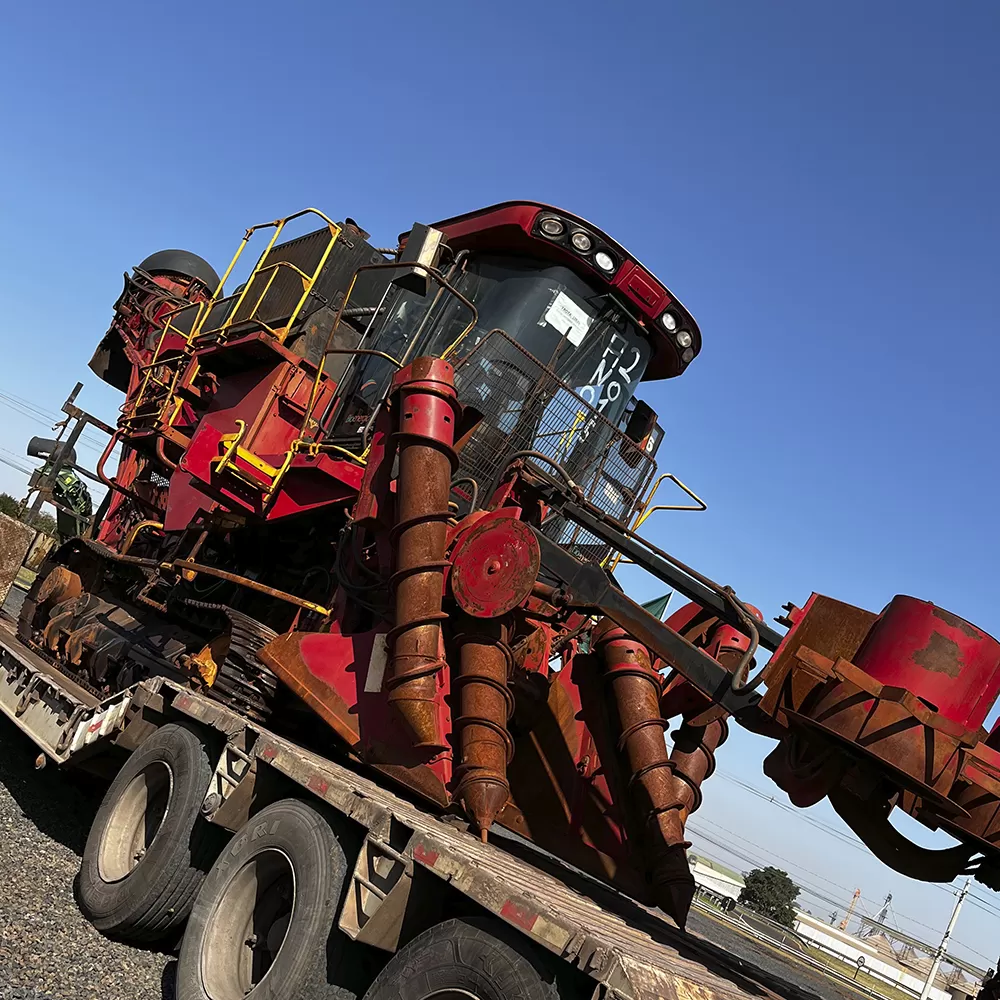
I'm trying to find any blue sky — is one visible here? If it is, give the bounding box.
[2,0,999,970]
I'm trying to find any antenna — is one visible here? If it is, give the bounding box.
[863,893,892,937]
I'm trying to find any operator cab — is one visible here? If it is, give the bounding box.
[326,202,701,556]
[426,201,701,382]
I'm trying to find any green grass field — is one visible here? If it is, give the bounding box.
[805,947,927,1000]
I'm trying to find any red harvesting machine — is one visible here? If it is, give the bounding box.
[22,203,1000,928]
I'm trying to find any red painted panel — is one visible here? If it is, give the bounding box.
[412,843,439,867]
[500,899,539,931]
[295,625,454,794]
[854,595,1000,731]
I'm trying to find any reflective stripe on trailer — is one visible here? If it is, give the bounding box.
[67,696,131,754]
[411,835,574,954]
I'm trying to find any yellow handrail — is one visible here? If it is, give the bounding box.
[607,473,707,571]
[124,208,342,433]
[298,259,478,444]
[189,208,341,346]
[633,472,707,528]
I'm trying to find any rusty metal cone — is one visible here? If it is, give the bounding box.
[653,844,697,930]
[461,780,508,844]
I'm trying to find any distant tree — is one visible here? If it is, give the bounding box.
[739,867,800,927]
[0,492,22,519]
[0,492,57,537]
[32,511,59,537]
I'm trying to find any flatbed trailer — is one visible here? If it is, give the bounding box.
[0,620,820,1000]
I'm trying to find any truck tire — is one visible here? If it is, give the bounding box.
[176,798,355,1000]
[77,722,218,941]
[362,916,562,1000]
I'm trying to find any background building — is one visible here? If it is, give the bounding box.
[689,854,745,904]
[793,912,969,1000]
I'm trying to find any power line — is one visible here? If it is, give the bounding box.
[713,767,869,852]
[0,394,57,426]
[0,389,58,423]
[0,385,109,439]
[967,896,1000,921]
[709,763,977,909]
[693,837,996,966]
[687,822,865,915]
[687,817,862,898]
[0,455,34,476]
[0,394,109,458]
[685,785,998,962]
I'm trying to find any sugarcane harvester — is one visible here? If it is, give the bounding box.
[21,202,1000,931]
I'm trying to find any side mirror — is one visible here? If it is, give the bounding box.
[392,223,447,295]
[27,436,78,467]
[620,401,661,467]
[624,400,656,443]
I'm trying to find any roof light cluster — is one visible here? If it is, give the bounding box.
[426,201,702,379]
[534,213,619,276]
[660,310,696,364]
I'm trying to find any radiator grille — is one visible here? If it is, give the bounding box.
[229,228,334,328]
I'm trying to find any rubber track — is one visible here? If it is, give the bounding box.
[180,600,279,723]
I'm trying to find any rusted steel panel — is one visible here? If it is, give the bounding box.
[387,357,460,752]
[593,619,694,928]
[24,531,55,572]
[452,615,515,839]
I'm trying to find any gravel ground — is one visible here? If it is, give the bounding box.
[0,720,174,1000]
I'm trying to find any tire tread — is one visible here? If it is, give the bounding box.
[176,797,356,1000]
[363,916,562,1000]
[78,722,216,941]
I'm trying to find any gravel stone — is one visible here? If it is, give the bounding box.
[0,721,174,1000]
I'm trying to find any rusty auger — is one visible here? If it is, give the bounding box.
[452,615,517,841]
[386,358,461,754]
[593,619,696,928]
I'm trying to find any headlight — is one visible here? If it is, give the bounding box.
[594,250,616,272]
[570,231,593,252]
[681,347,695,363]
[661,311,678,332]
[539,217,565,238]
[675,330,692,349]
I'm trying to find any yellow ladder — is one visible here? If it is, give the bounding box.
[212,420,295,503]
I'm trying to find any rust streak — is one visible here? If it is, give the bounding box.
[913,631,964,678]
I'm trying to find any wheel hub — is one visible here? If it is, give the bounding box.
[97,761,172,882]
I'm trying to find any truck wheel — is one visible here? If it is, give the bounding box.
[176,798,354,1000]
[77,722,217,941]
[363,917,562,1000]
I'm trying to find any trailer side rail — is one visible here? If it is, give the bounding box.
[0,624,787,1000]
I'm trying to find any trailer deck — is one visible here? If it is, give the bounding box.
[0,620,831,1000]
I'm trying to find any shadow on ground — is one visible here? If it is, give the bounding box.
[0,724,109,857]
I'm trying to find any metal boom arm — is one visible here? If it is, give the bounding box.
[532,529,765,720]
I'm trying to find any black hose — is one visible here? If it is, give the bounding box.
[451,476,480,512]
[502,451,579,492]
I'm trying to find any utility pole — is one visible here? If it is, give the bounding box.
[919,878,970,1000]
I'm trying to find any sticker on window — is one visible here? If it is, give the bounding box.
[543,291,592,347]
